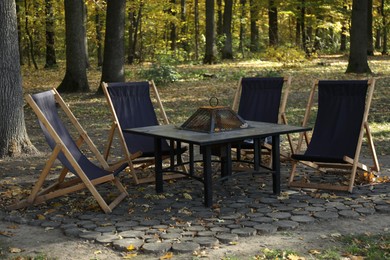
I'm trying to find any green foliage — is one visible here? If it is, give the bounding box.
[255,248,301,259]
[341,233,390,259]
[138,62,181,85]
[262,46,306,64]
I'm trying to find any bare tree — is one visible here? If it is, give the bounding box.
[0,1,37,158]
[204,0,217,63]
[97,0,126,93]
[57,0,89,92]
[346,0,371,73]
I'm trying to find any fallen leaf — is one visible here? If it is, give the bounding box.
[308,249,321,255]
[159,252,173,259]
[127,244,136,251]
[122,253,138,259]
[330,233,342,238]
[0,231,14,237]
[9,247,22,253]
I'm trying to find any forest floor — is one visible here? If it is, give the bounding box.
[1,55,390,259]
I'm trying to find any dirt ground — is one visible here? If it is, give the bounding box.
[1,213,389,260]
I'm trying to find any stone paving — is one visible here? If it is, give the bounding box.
[1,158,390,258]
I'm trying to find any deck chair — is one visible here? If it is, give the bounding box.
[7,89,128,213]
[288,79,380,192]
[231,76,294,166]
[102,81,187,184]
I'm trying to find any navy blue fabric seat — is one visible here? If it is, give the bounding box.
[103,81,187,184]
[231,77,293,164]
[7,89,128,213]
[289,79,380,192]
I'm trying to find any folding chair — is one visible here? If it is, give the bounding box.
[231,76,294,166]
[7,89,128,213]
[102,81,187,184]
[288,79,380,192]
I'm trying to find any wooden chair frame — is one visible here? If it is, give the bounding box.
[7,89,128,213]
[288,79,380,192]
[102,80,186,184]
[232,76,294,164]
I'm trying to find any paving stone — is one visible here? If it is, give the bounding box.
[266,212,292,220]
[172,242,201,253]
[210,227,230,233]
[253,223,277,234]
[133,226,150,231]
[79,231,102,239]
[251,216,273,223]
[95,226,117,233]
[113,238,144,251]
[216,233,239,244]
[288,202,309,208]
[64,227,83,237]
[61,223,78,229]
[140,219,161,226]
[96,234,120,243]
[275,206,295,212]
[227,224,241,229]
[118,230,145,238]
[161,232,182,240]
[291,210,310,216]
[231,227,256,237]
[181,231,196,237]
[306,206,325,212]
[355,207,376,215]
[115,220,139,228]
[41,221,61,228]
[193,236,219,247]
[197,231,216,237]
[239,220,258,227]
[219,213,242,220]
[166,228,183,233]
[338,210,360,218]
[375,205,390,213]
[313,211,339,219]
[186,226,206,232]
[275,220,299,230]
[142,242,172,255]
[290,215,316,223]
[246,212,264,218]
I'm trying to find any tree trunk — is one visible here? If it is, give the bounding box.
[268,0,278,46]
[84,4,90,69]
[180,0,189,54]
[340,7,347,51]
[250,0,260,52]
[97,0,126,93]
[194,0,199,60]
[239,0,246,57]
[216,0,223,37]
[222,0,233,59]
[346,0,371,73]
[44,0,57,68]
[300,0,306,52]
[128,4,142,64]
[381,0,388,55]
[95,5,103,67]
[58,0,89,92]
[24,0,38,69]
[16,1,24,65]
[367,0,374,55]
[204,0,217,64]
[0,1,37,158]
[375,28,381,50]
[169,0,177,53]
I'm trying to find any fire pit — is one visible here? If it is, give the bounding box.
[179,97,249,133]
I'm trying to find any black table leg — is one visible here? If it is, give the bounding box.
[203,146,213,207]
[220,144,232,178]
[253,138,260,172]
[155,137,163,193]
[271,135,281,195]
[189,143,194,176]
